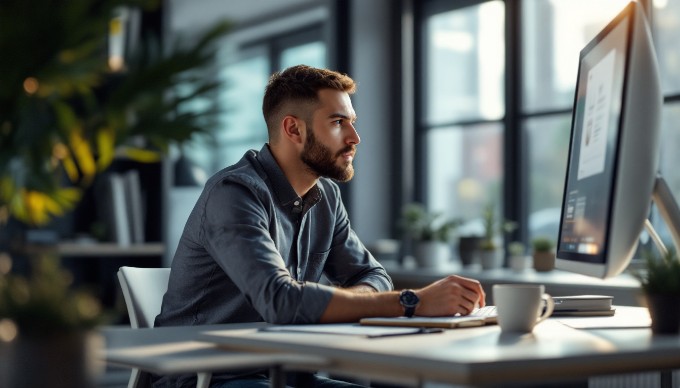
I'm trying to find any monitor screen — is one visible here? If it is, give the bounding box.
[555,1,662,279]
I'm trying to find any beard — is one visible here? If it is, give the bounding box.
[301,126,356,182]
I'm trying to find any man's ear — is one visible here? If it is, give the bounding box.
[282,115,304,145]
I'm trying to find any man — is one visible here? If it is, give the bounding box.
[154,65,485,387]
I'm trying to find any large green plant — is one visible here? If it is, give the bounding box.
[0,0,230,226]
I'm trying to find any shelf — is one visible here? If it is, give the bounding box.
[23,242,165,258]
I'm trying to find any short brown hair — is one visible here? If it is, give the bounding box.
[262,65,356,141]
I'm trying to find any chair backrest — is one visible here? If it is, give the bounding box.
[117,266,171,328]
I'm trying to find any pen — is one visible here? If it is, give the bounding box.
[366,327,444,338]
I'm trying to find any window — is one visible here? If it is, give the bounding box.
[654,0,680,207]
[419,0,505,230]
[183,26,326,177]
[654,0,680,95]
[420,0,680,253]
[522,0,630,242]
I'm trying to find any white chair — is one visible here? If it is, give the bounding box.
[117,266,170,329]
[117,266,213,388]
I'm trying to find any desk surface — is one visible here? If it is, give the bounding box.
[198,307,679,386]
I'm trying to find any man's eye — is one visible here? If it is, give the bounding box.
[333,119,343,125]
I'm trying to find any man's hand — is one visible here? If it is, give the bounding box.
[414,275,486,316]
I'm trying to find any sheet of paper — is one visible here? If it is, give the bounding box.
[260,323,435,337]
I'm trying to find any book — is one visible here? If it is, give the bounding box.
[124,170,145,244]
[108,173,131,246]
[96,170,148,246]
[553,295,613,311]
[551,308,616,317]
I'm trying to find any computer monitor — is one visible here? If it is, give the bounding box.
[555,1,680,279]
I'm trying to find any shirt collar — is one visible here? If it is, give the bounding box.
[257,144,322,210]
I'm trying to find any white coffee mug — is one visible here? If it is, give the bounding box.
[492,284,555,333]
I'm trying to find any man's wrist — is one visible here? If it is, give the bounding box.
[399,289,420,317]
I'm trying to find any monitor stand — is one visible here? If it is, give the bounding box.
[644,175,680,257]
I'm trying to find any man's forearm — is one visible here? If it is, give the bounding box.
[343,283,378,293]
[319,289,403,323]
[318,275,487,323]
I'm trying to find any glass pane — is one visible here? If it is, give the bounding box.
[281,41,326,69]
[426,124,503,236]
[652,103,680,247]
[653,0,680,94]
[423,1,504,125]
[216,53,270,170]
[522,0,631,113]
[525,115,571,243]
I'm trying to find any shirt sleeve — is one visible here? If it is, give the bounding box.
[199,178,334,324]
[321,182,394,292]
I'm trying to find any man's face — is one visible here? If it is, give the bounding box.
[300,89,360,182]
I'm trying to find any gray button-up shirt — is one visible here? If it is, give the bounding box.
[155,145,393,327]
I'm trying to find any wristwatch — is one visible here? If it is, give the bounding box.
[399,289,420,317]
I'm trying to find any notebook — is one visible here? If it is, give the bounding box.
[360,305,498,329]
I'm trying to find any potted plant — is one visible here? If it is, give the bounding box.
[532,236,555,272]
[508,241,531,271]
[0,255,104,387]
[478,203,517,270]
[399,203,461,268]
[633,249,680,334]
[457,235,483,267]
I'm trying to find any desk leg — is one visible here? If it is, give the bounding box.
[269,366,285,388]
[196,372,212,388]
[660,370,672,388]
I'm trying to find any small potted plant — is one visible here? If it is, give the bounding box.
[508,241,531,271]
[532,236,555,272]
[478,203,517,270]
[399,203,461,268]
[633,249,680,334]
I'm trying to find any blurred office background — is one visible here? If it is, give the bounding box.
[164,0,680,261]
[3,0,680,324]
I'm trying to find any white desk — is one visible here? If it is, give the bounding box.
[198,307,680,387]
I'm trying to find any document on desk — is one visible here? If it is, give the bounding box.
[260,323,443,338]
[555,306,651,329]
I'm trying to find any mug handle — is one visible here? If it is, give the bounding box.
[536,293,555,324]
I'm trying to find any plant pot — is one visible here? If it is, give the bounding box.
[509,255,532,271]
[413,241,451,268]
[644,293,680,334]
[458,236,481,267]
[480,249,504,270]
[4,330,102,388]
[533,251,555,272]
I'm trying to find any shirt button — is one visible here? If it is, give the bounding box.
[294,200,300,206]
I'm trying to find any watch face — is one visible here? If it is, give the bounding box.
[400,290,419,307]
